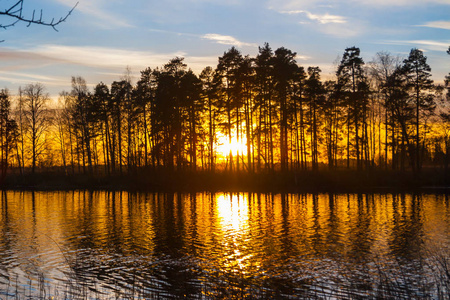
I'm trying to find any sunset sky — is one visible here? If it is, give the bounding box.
[0,0,449,97]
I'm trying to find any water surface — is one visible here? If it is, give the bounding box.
[0,191,449,298]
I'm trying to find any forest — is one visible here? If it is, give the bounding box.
[0,44,449,190]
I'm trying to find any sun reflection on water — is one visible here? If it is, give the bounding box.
[1,192,449,299]
[216,193,249,233]
[215,193,255,273]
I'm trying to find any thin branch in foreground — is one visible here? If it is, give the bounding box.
[0,0,78,31]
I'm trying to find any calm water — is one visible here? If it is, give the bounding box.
[0,191,449,299]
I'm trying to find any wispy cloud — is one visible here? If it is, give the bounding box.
[29,45,185,69]
[382,39,450,51]
[0,50,50,63]
[405,40,450,50]
[0,44,221,95]
[267,0,318,10]
[355,0,450,5]
[280,10,347,24]
[417,21,450,30]
[146,30,258,49]
[202,34,257,47]
[268,0,449,9]
[319,23,363,38]
[1,44,220,75]
[54,0,134,28]
[276,9,360,37]
[184,55,222,70]
[295,54,311,61]
[0,70,68,87]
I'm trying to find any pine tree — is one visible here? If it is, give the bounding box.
[336,47,367,170]
[401,48,436,172]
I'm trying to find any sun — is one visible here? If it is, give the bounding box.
[215,131,248,158]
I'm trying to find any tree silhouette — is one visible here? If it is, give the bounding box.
[272,47,298,172]
[239,55,255,173]
[122,74,140,173]
[401,48,436,173]
[54,91,71,175]
[370,52,401,169]
[148,57,205,171]
[0,43,448,185]
[445,46,450,101]
[216,47,243,172]
[161,57,187,170]
[337,47,367,170]
[305,67,325,171]
[110,80,132,174]
[255,43,275,171]
[290,57,307,171]
[438,46,450,176]
[181,70,202,171]
[321,80,341,169]
[200,66,218,172]
[21,83,49,174]
[385,65,414,171]
[14,87,27,175]
[92,82,111,174]
[0,89,18,181]
[71,76,101,175]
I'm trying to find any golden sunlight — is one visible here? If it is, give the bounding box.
[216,193,249,232]
[216,193,251,271]
[215,131,248,159]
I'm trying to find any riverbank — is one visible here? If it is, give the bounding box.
[1,168,449,193]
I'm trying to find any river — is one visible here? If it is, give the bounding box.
[0,191,449,299]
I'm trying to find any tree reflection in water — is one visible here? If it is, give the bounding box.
[0,191,448,299]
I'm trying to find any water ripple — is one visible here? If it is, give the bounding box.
[0,192,448,299]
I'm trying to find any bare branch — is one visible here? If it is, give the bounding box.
[0,0,78,31]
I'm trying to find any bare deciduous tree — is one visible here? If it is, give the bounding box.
[22,83,50,174]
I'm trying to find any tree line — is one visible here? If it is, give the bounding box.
[0,44,449,180]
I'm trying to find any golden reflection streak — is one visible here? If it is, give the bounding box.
[215,193,252,272]
[216,193,249,233]
[0,191,448,291]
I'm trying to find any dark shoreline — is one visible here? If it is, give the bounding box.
[1,168,450,193]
